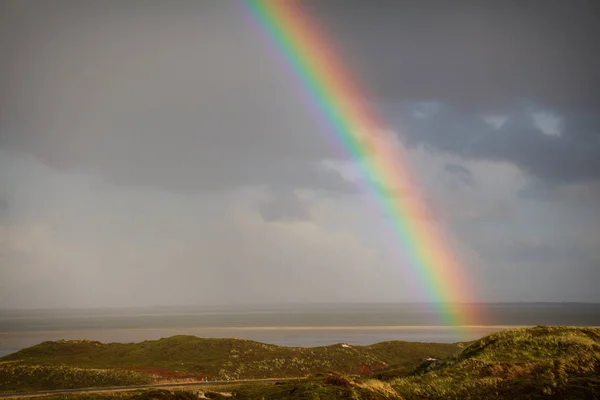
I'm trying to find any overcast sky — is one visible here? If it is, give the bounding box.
[1,0,599,308]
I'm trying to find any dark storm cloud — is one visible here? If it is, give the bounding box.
[306,0,600,185]
[385,102,600,184]
[304,0,600,113]
[2,0,598,191]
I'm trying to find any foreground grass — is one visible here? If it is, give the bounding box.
[26,390,206,400]
[0,361,156,392]
[392,326,600,399]
[0,337,458,382]
[18,378,398,400]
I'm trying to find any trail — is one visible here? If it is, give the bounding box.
[0,377,304,398]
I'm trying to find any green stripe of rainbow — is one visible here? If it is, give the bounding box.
[243,0,482,328]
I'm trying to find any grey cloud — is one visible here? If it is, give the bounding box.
[449,206,600,302]
[480,258,599,302]
[386,102,600,184]
[1,0,600,308]
[481,236,599,301]
[444,163,475,186]
[0,149,427,308]
[258,188,309,222]
[2,136,600,306]
[402,144,599,302]
[0,0,354,195]
[517,180,558,201]
[305,0,600,185]
[304,0,600,113]
[0,198,7,214]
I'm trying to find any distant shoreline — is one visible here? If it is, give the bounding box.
[2,325,599,336]
[1,325,599,357]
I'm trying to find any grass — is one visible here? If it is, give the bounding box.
[0,361,156,392]
[19,379,398,400]
[0,336,458,382]
[391,326,600,399]
[229,376,401,400]
[2,327,600,399]
[23,390,205,400]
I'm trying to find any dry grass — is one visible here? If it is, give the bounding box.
[354,378,398,398]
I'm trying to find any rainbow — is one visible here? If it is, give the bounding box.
[243,0,482,328]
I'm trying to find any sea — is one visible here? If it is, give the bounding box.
[1,303,599,357]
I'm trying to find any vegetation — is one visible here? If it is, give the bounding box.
[27,379,397,400]
[391,326,600,399]
[26,390,223,400]
[231,376,396,400]
[0,336,458,382]
[0,361,155,392]
[2,327,600,399]
[230,326,600,399]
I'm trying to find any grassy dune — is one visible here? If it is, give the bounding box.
[0,336,458,382]
[392,326,600,399]
[231,326,600,399]
[2,327,599,399]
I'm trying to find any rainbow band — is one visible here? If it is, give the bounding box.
[243,0,481,328]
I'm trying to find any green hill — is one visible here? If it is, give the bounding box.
[391,326,600,399]
[3,327,599,399]
[230,326,600,399]
[0,336,458,392]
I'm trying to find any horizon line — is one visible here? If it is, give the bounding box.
[2,301,600,312]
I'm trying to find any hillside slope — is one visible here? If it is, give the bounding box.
[0,336,458,387]
[229,326,600,399]
[392,326,600,399]
[0,362,156,393]
[4,327,598,398]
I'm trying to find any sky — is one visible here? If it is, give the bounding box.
[0,0,599,308]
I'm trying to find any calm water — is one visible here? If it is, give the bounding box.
[1,303,599,357]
